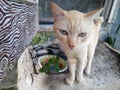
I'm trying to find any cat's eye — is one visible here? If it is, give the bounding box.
[78,33,87,37]
[59,29,68,35]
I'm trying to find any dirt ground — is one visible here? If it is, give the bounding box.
[17,41,120,90]
[36,41,120,90]
[1,40,120,90]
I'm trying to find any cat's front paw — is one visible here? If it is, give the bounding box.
[76,76,84,82]
[66,77,74,85]
[85,68,91,76]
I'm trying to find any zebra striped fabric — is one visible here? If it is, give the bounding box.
[0,0,37,82]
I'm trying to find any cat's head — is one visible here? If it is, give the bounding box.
[50,2,103,49]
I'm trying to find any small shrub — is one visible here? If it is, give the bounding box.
[30,32,53,45]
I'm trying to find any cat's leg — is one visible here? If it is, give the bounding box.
[85,44,96,75]
[66,58,76,85]
[85,18,102,75]
[76,47,87,82]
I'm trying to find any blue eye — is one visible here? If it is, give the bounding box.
[78,33,86,37]
[59,29,68,35]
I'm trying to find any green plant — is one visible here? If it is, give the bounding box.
[39,56,60,73]
[30,32,53,45]
[106,36,115,47]
[106,24,120,47]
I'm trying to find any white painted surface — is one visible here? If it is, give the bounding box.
[108,0,119,23]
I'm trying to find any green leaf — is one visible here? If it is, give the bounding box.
[39,56,61,73]
[45,64,50,72]
[30,32,54,45]
[115,24,120,34]
[107,36,114,47]
[54,64,60,72]
[39,68,45,73]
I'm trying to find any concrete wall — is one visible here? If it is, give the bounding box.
[109,6,120,50]
[0,0,39,83]
[39,0,104,20]
[100,1,120,50]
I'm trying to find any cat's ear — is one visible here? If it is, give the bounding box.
[85,8,104,21]
[50,2,65,22]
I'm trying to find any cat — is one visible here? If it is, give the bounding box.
[50,2,104,85]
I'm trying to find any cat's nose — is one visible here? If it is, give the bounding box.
[68,44,75,49]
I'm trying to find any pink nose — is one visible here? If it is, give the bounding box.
[68,44,75,49]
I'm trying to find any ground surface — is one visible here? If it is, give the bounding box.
[1,40,120,90]
[18,40,120,90]
[37,41,120,90]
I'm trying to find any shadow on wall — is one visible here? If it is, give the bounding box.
[106,7,120,50]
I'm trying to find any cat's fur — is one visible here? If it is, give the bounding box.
[50,2,104,85]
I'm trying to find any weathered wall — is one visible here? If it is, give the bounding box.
[99,1,120,50]
[39,0,104,20]
[109,7,120,50]
[0,0,39,83]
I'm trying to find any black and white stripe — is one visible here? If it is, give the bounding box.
[0,0,37,82]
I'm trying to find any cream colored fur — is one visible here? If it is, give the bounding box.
[50,2,104,85]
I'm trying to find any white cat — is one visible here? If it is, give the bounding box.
[50,2,104,85]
